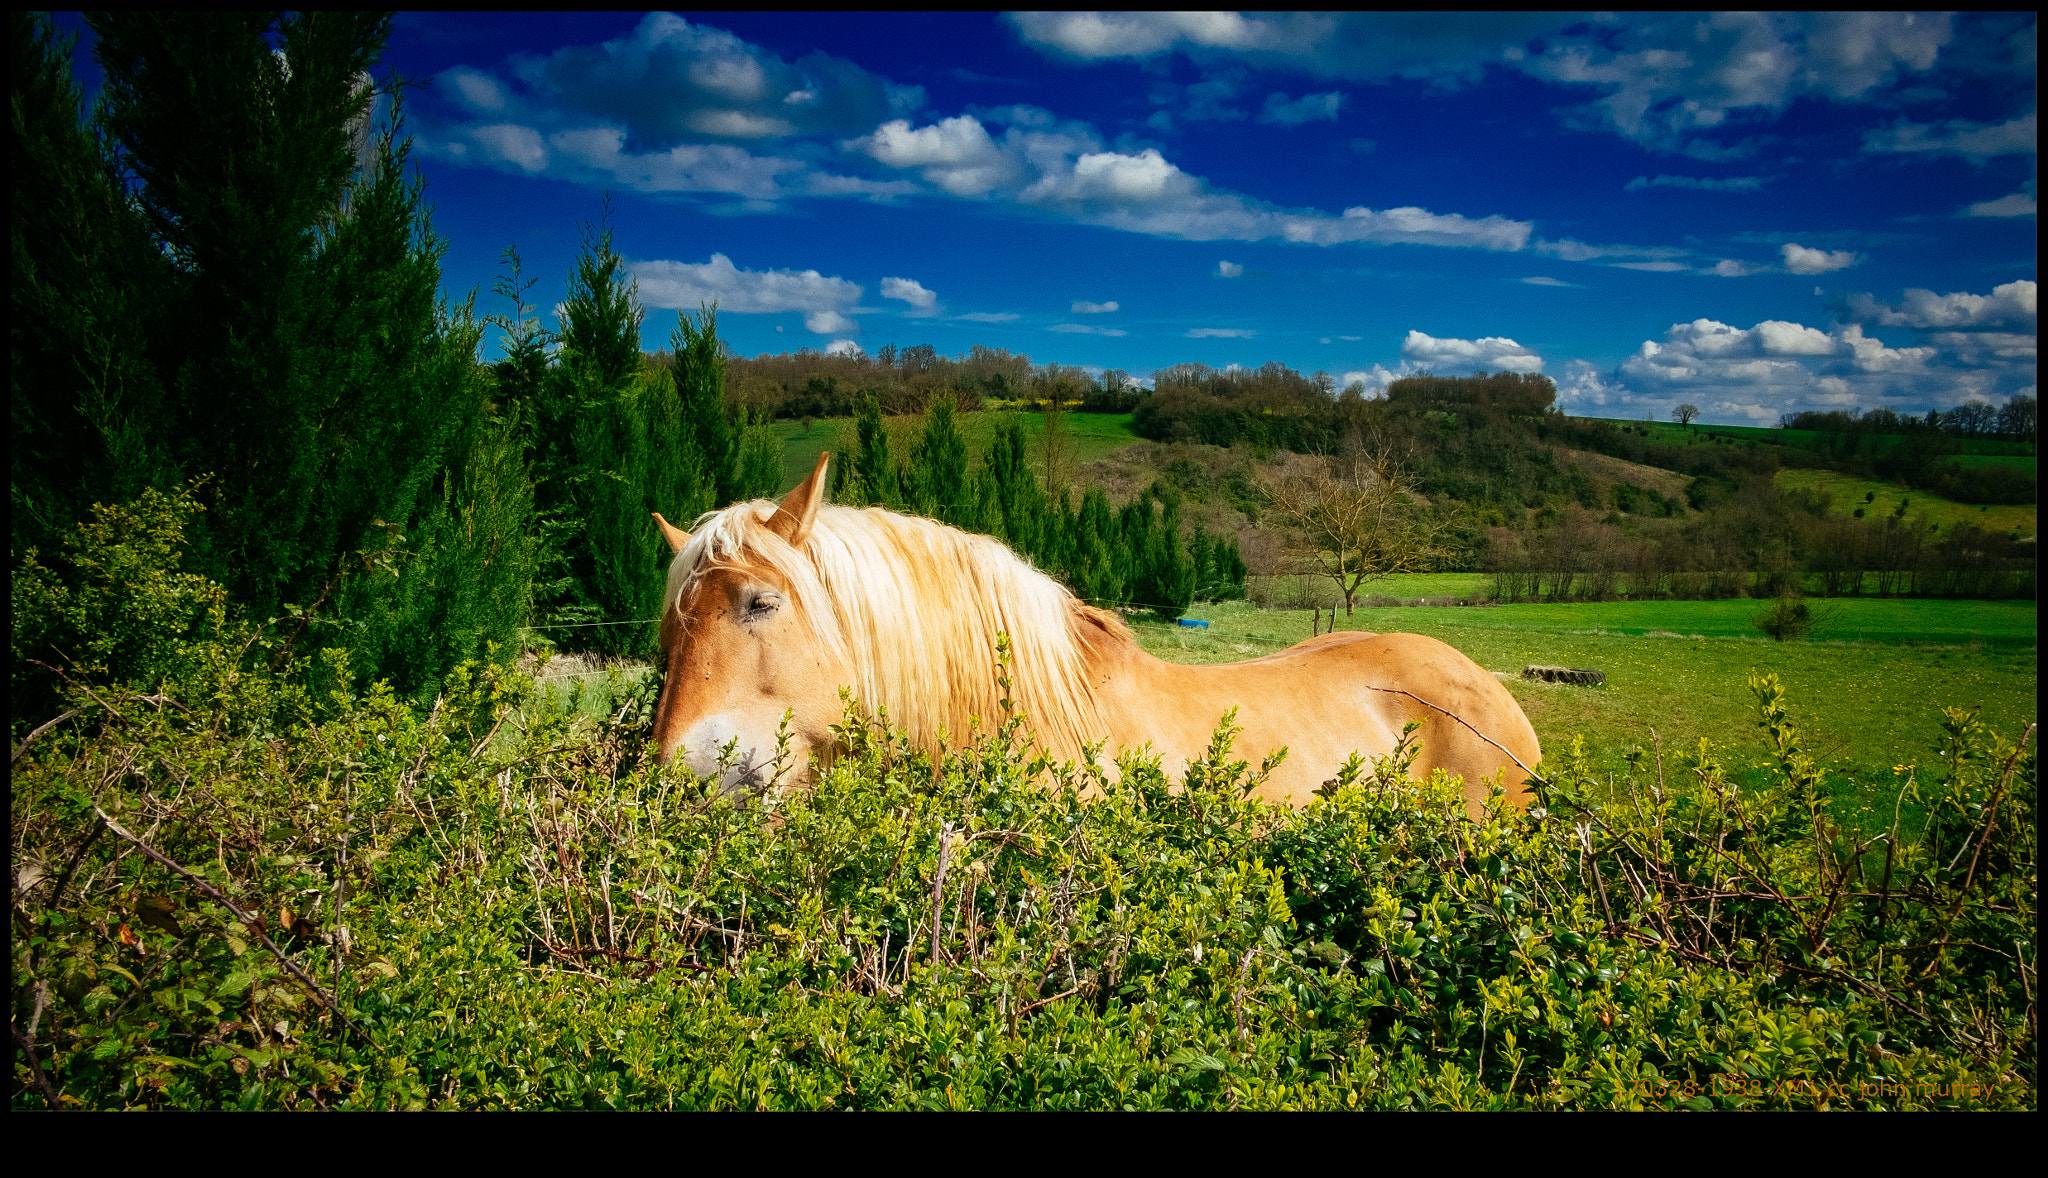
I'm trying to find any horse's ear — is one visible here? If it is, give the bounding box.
[766,451,829,546]
[652,512,692,556]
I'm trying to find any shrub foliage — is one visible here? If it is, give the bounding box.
[11,542,2035,1109]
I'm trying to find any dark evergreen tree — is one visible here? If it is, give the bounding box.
[10,12,174,555]
[908,397,970,525]
[15,13,539,707]
[674,306,735,504]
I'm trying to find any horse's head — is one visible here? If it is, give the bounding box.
[649,452,848,789]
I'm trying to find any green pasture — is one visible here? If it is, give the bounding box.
[1135,596,2036,830]
[773,411,1139,495]
[1773,467,2037,534]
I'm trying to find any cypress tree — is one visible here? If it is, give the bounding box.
[15,13,537,706]
[10,12,175,555]
[842,393,899,508]
[908,396,969,525]
[731,406,785,501]
[674,306,735,504]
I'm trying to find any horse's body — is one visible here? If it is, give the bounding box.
[650,454,1540,817]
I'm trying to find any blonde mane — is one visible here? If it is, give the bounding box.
[664,501,1117,760]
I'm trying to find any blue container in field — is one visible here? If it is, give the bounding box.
[1176,618,1210,629]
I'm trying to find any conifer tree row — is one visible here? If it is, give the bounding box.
[832,403,1245,618]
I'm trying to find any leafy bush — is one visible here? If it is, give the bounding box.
[12,609,2036,1108]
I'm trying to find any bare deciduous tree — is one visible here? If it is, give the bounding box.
[1672,403,1700,427]
[1256,446,1459,614]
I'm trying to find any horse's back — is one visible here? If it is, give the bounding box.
[1211,629,1540,814]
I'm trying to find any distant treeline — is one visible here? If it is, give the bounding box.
[718,344,1145,420]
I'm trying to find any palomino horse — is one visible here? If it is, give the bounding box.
[650,453,1541,818]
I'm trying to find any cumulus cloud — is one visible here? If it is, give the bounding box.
[1625,174,1768,193]
[1188,327,1256,338]
[514,12,908,149]
[1836,280,2037,331]
[633,253,861,334]
[1260,91,1344,125]
[1012,13,1972,156]
[845,115,1023,197]
[1965,191,2037,217]
[852,113,1532,250]
[1707,259,1764,277]
[824,339,864,357]
[1007,11,1288,59]
[1341,364,1400,395]
[1522,12,1952,153]
[1215,261,1245,277]
[1071,299,1119,313]
[1050,323,1128,336]
[1780,243,1860,274]
[880,276,941,315]
[1401,330,1544,373]
[1863,111,2038,161]
[1593,309,2036,420]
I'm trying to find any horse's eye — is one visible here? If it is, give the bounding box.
[746,590,783,617]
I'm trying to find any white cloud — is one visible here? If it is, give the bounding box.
[854,113,1532,250]
[1050,323,1128,336]
[1964,192,2038,217]
[1712,401,1779,422]
[1520,276,1578,287]
[824,339,864,357]
[846,115,1023,196]
[468,124,548,172]
[805,310,858,334]
[1780,243,1859,274]
[1863,111,2038,161]
[1556,359,1625,407]
[1341,364,1399,395]
[1708,259,1764,277]
[1215,260,1244,277]
[1838,280,2037,330]
[1071,300,1119,313]
[954,311,1021,323]
[1260,91,1344,125]
[1007,11,1280,59]
[1400,330,1544,373]
[1613,261,1691,272]
[446,67,510,113]
[634,253,862,336]
[1524,12,1953,153]
[515,12,904,146]
[1625,174,1768,193]
[880,276,941,315]
[1188,327,1256,338]
[1535,238,1690,264]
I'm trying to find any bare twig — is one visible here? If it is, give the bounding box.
[930,823,954,966]
[92,808,352,1029]
[1361,685,1546,786]
[12,1022,61,1108]
[12,709,80,765]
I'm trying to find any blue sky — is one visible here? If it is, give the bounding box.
[63,12,2039,425]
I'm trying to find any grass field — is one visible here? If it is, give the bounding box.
[772,411,1139,495]
[1773,467,2037,534]
[1131,596,2035,831]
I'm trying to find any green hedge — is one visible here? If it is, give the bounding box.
[10,538,2036,1109]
